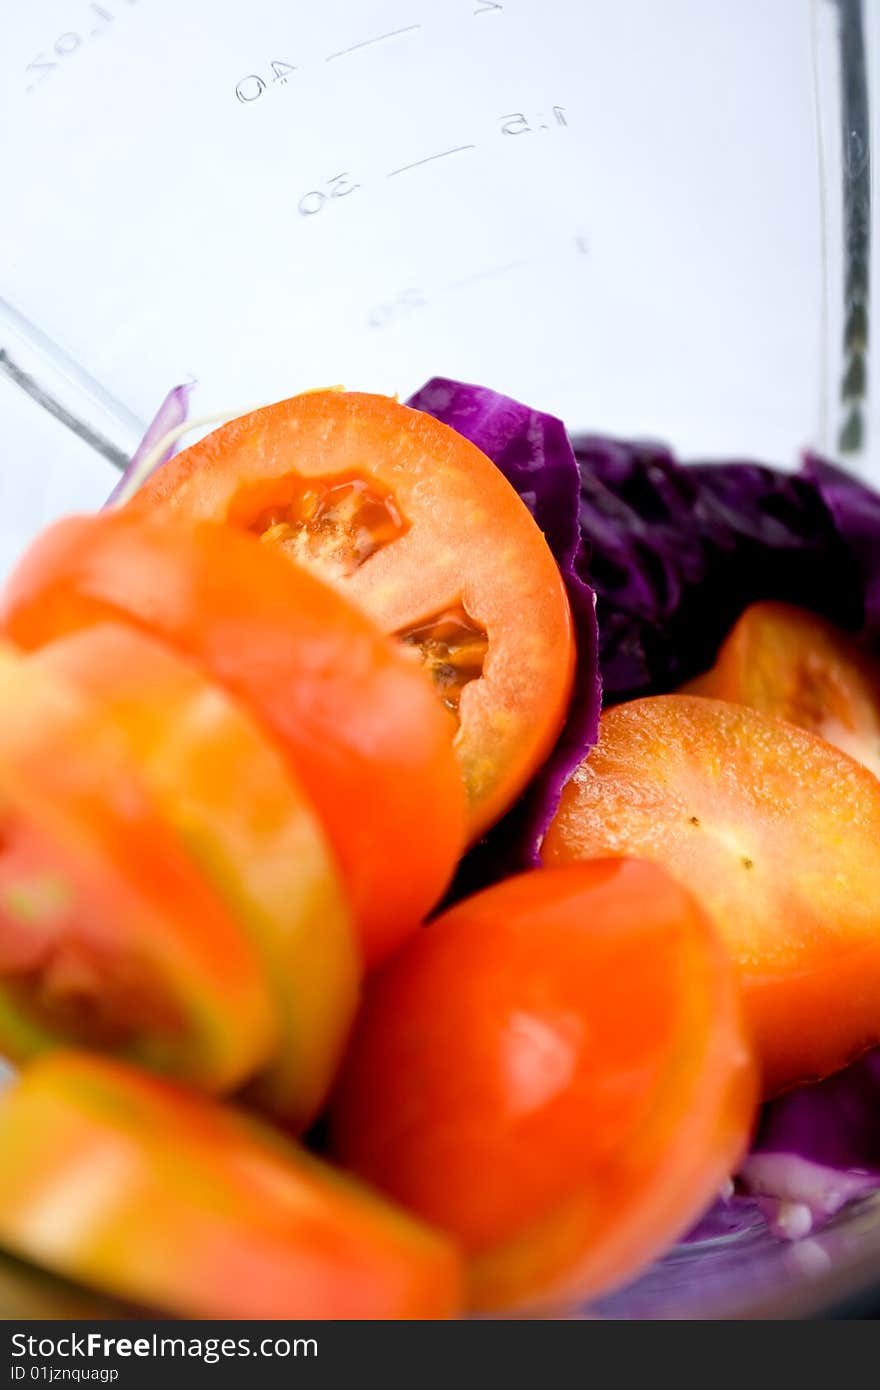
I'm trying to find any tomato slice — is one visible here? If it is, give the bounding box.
[0,644,273,1091]
[132,391,575,838]
[35,621,360,1130]
[543,694,880,1096]
[0,1052,463,1319]
[687,602,880,779]
[330,860,755,1313]
[0,511,466,967]
[0,1248,136,1320]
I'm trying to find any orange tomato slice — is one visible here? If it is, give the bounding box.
[132,391,575,839]
[543,694,880,1095]
[0,644,272,1091]
[35,622,359,1130]
[687,602,880,778]
[0,511,466,967]
[0,1248,135,1319]
[0,1052,463,1319]
[330,859,755,1313]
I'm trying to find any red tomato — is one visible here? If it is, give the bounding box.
[0,511,466,967]
[0,643,273,1091]
[330,860,756,1313]
[543,695,880,1095]
[132,391,575,838]
[687,602,880,778]
[0,1052,463,1319]
[35,622,360,1130]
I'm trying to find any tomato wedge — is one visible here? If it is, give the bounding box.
[0,1052,463,1319]
[0,510,466,967]
[685,602,880,779]
[543,695,880,1095]
[35,622,359,1130]
[131,391,575,838]
[330,860,755,1313]
[0,644,272,1091]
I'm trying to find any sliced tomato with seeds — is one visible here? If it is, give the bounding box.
[0,511,466,967]
[36,622,360,1130]
[0,644,273,1091]
[398,604,490,717]
[0,1052,463,1319]
[131,391,575,837]
[543,694,880,1095]
[687,602,880,779]
[330,860,756,1313]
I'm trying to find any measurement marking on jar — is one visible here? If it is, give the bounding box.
[297,172,362,217]
[446,260,529,292]
[387,145,477,178]
[368,289,427,329]
[298,100,566,210]
[501,107,568,135]
[369,237,587,329]
[325,25,422,62]
[24,0,139,94]
[235,62,297,104]
[235,6,504,107]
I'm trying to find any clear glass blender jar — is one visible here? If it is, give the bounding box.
[0,0,878,1318]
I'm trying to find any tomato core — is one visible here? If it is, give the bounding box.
[397,605,489,717]
[242,475,409,581]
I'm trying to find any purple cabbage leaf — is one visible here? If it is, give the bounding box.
[104,383,192,507]
[802,451,880,651]
[572,435,864,702]
[738,1053,880,1239]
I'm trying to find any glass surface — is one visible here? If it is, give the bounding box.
[0,0,878,1318]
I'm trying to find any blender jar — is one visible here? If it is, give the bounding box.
[0,0,878,1318]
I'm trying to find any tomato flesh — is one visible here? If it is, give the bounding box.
[251,474,410,579]
[0,1248,135,1320]
[0,645,272,1091]
[691,602,880,778]
[330,860,756,1313]
[132,391,575,838]
[544,694,880,1095]
[0,1053,463,1319]
[36,622,360,1130]
[0,511,466,967]
[397,604,489,716]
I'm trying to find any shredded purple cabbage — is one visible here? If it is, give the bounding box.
[802,452,880,650]
[735,1053,880,1239]
[104,383,192,507]
[407,379,601,874]
[572,435,863,701]
[683,1191,765,1244]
